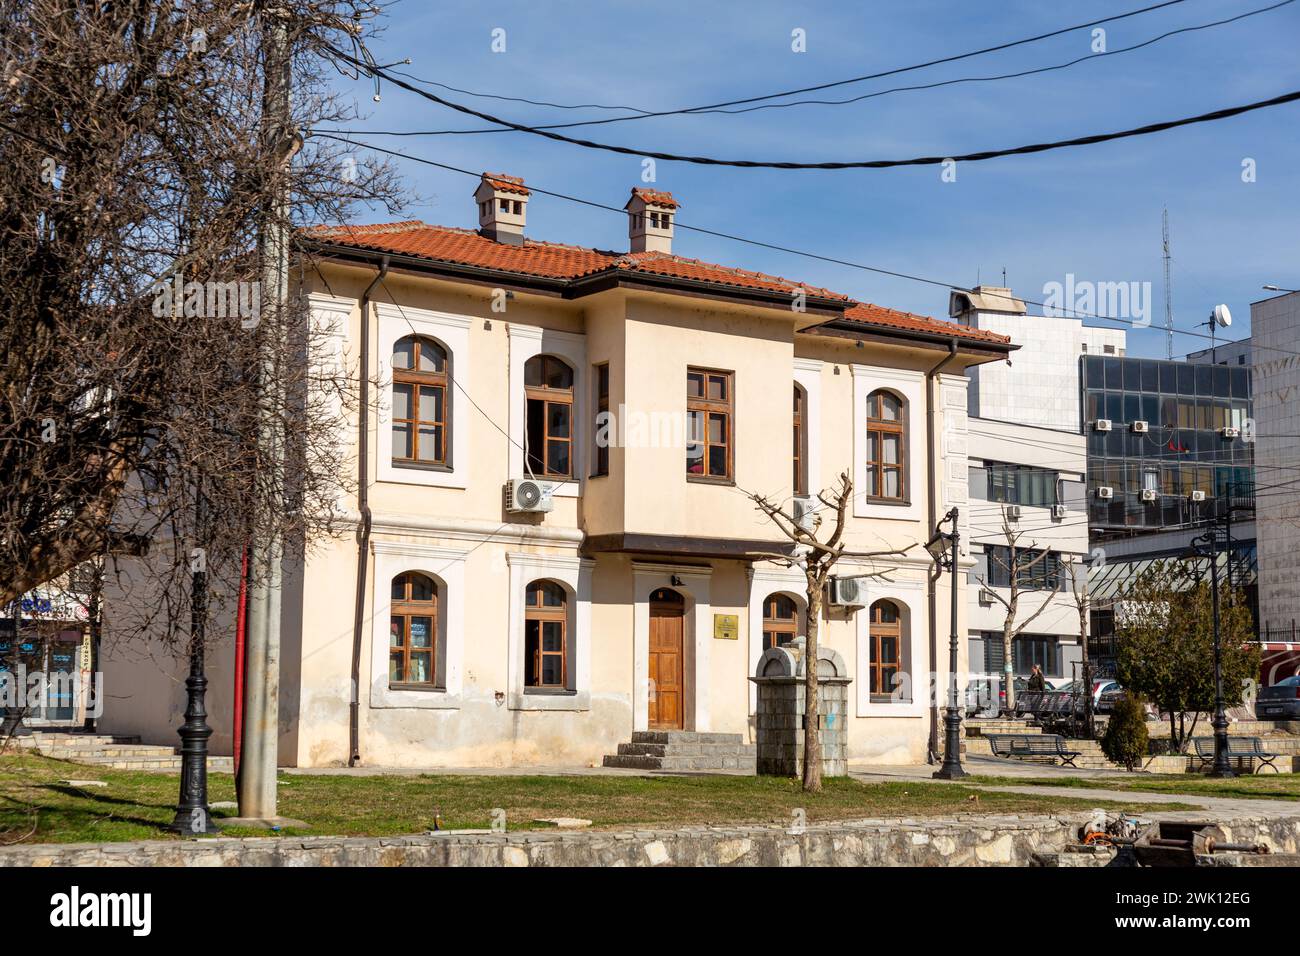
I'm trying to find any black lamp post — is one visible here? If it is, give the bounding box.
[928,507,967,780]
[168,495,220,835]
[1191,528,1234,778]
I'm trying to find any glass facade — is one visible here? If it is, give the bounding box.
[1081,355,1252,529]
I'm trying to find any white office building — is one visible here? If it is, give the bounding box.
[952,288,1125,704]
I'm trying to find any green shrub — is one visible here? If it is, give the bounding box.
[1101,693,1150,771]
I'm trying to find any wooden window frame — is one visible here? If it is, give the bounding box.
[525,355,575,479]
[868,600,902,701]
[793,383,807,496]
[389,572,438,689]
[686,367,734,483]
[392,336,450,470]
[865,389,906,503]
[762,593,799,652]
[592,362,609,477]
[524,580,568,690]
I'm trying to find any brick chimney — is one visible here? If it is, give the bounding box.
[625,187,677,254]
[474,172,529,245]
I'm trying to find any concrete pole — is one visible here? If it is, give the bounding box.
[237,13,290,822]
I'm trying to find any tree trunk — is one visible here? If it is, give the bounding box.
[1002,622,1015,713]
[802,583,822,793]
[1169,710,1179,752]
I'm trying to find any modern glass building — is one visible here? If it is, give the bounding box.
[1082,354,1253,531]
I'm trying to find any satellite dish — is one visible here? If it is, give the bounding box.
[1211,304,1232,328]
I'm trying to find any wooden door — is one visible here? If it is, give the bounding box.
[648,588,685,729]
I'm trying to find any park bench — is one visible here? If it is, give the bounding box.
[1191,736,1280,774]
[985,733,1081,769]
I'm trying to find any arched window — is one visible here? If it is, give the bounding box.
[868,599,901,701]
[525,579,568,688]
[865,389,905,500]
[793,384,807,495]
[762,593,799,651]
[390,572,438,687]
[525,355,574,478]
[392,336,449,467]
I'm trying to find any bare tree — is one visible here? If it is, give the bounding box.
[0,2,405,647]
[1063,555,1094,737]
[748,471,914,792]
[976,506,1063,713]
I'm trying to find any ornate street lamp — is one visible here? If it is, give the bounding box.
[927,507,967,780]
[1191,528,1234,779]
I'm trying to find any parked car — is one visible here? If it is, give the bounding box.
[1255,675,1300,720]
[1051,678,1120,709]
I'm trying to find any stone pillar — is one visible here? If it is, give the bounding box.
[751,637,851,778]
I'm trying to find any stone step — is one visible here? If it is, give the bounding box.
[617,741,756,758]
[629,731,745,746]
[602,753,756,772]
[70,754,234,773]
[40,746,179,759]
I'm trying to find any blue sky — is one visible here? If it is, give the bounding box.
[327,0,1300,358]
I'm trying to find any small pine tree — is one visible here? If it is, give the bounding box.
[1101,693,1150,771]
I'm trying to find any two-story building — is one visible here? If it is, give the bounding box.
[100,175,1013,768]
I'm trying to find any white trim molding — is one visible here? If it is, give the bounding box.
[631,562,713,732]
[507,323,587,498]
[793,357,823,495]
[375,301,473,489]
[506,551,594,711]
[369,539,471,710]
[854,575,927,718]
[745,566,808,714]
[851,363,925,522]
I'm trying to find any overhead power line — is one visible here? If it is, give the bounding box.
[339,0,1294,136]
[310,133,1300,362]
[366,0,1193,130]
[321,47,1300,170]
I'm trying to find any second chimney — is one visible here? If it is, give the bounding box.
[625,187,677,254]
[475,172,529,245]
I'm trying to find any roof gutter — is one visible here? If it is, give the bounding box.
[925,337,960,765]
[349,255,389,767]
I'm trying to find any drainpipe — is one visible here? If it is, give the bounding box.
[349,256,389,767]
[925,338,959,764]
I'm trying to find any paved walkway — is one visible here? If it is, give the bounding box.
[852,756,1300,819]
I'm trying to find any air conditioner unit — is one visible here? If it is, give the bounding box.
[1220,426,1240,440]
[503,478,553,514]
[1092,419,1112,432]
[790,495,818,533]
[1140,488,1158,502]
[1131,420,1149,434]
[1190,490,1207,503]
[1004,505,1022,520]
[978,588,996,605]
[827,575,867,608]
[1097,486,1114,500]
[1051,504,1068,519]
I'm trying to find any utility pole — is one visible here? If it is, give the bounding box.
[1162,208,1174,361]
[237,10,290,823]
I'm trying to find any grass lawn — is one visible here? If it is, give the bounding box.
[967,773,1300,801]
[0,753,1189,845]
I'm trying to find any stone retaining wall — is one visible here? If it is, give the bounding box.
[5,814,1300,867]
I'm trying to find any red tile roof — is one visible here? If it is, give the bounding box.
[304,220,1010,348]
[843,303,1011,345]
[627,187,679,209]
[481,172,530,196]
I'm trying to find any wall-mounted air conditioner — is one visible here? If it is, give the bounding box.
[1092,419,1112,432]
[1004,505,1022,520]
[978,588,996,605]
[1131,420,1149,434]
[1140,489,1158,502]
[1190,490,1207,502]
[791,495,817,533]
[504,478,554,514]
[1097,486,1114,500]
[1220,426,1240,440]
[827,575,867,608]
[1051,504,1068,519]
